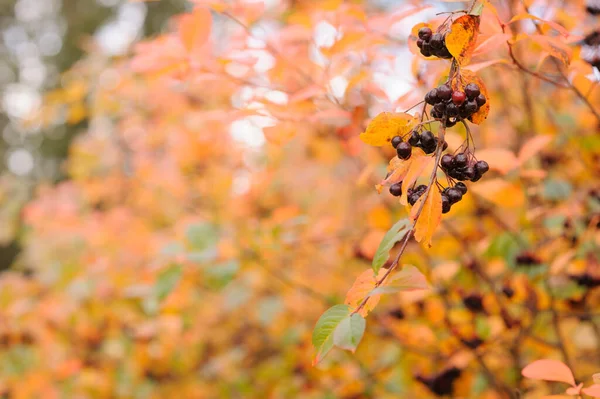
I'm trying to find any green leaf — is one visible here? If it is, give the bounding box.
[205,260,239,289]
[372,218,410,275]
[542,179,572,201]
[154,264,183,301]
[333,313,366,352]
[312,304,351,365]
[368,265,429,296]
[185,222,218,250]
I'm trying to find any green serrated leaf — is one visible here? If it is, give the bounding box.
[333,313,366,352]
[154,264,183,301]
[372,218,410,275]
[312,304,351,365]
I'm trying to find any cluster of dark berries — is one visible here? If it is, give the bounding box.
[390,130,448,161]
[440,152,489,182]
[440,182,467,214]
[587,0,600,15]
[406,184,428,205]
[425,83,486,125]
[416,27,452,59]
[581,31,600,69]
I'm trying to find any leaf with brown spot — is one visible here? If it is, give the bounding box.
[446,15,480,65]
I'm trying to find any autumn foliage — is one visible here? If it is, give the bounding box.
[1,0,600,398]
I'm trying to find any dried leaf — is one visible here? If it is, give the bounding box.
[410,187,442,247]
[359,112,418,146]
[345,268,386,317]
[446,15,481,65]
[522,359,576,386]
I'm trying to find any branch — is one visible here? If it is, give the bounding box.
[351,121,447,316]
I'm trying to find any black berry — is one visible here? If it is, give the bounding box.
[416,38,424,48]
[437,85,452,101]
[441,154,453,169]
[446,187,463,204]
[464,83,480,99]
[396,142,412,159]
[391,136,402,148]
[446,103,459,117]
[408,131,421,146]
[475,94,486,107]
[465,101,478,115]
[389,182,402,197]
[441,195,451,214]
[418,27,433,41]
[420,130,435,149]
[425,89,439,105]
[455,182,467,195]
[475,160,489,175]
[430,33,444,49]
[463,294,484,313]
[453,153,468,168]
[464,166,475,180]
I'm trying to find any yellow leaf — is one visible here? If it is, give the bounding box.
[399,148,432,205]
[178,7,212,53]
[345,268,386,317]
[359,112,417,146]
[410,187,442,247]
[455,69,489,125]
[446,15,480,65]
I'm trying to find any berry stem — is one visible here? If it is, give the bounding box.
[351,121,447,316]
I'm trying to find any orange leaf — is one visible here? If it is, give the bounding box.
[399,148,433,205]
[470,178,524,208]
[518,135,553,165]
[359,112,418,146]
[446,15,480,65]
[522,359,576,386]
[475,148,518,175]
[344,268,386,317]
[410,187,442,247]
[377,156,413,191]
[178,8,212,53]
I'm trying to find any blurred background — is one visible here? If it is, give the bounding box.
[0,0,190,270]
